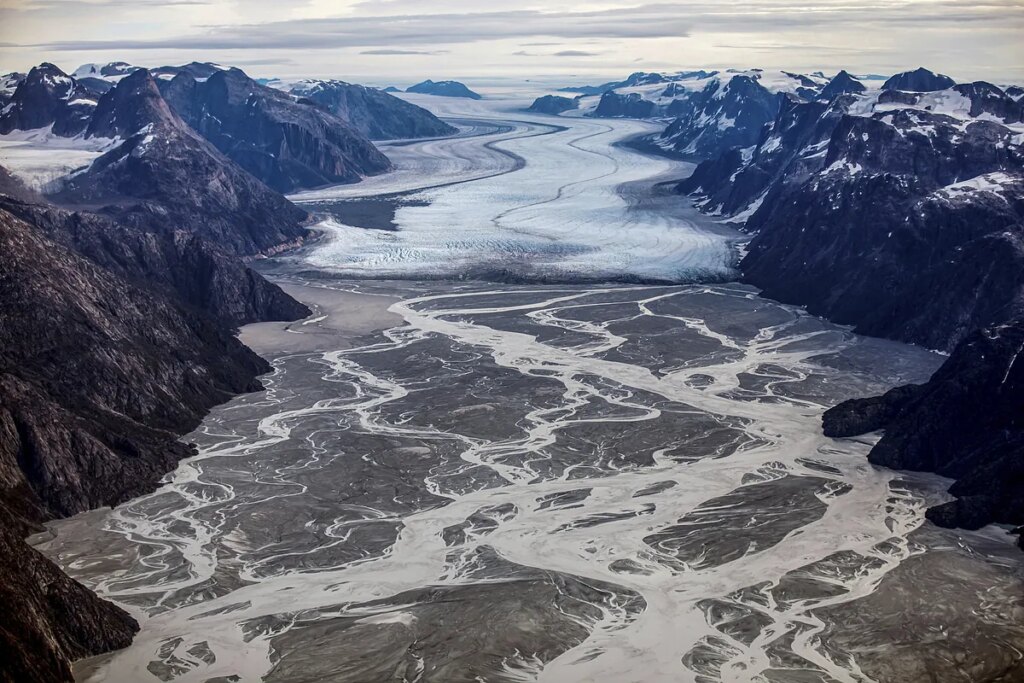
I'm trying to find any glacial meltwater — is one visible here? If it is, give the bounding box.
[35,94,1024,683]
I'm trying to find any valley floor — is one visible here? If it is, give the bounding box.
[33,93,1024,683]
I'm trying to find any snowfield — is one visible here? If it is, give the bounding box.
[0,126,118,191]
[292,94,738,282]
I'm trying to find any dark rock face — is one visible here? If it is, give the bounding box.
[0,72,26,108]
[882,67,956,92]
[51,70,309,256]
[824,320,1024,543]
[0,60,328,681]
[822,384,922,437]
[159,68,391,192]
[681,81,1024,351]
[661,76,782,158]
[0,199,308,681]
[85,66,176,139]
[0,196,308,327]
[0,63,97,137]
[0,206,274,516]
[0,504,138,683]
[679,95,836,216]
[741,112,1024,351]
[817,70,866,101]
[289,80,455,140]
[593,91,655,118]
[951,82,1024,122]
[678,70,1024,544]
[527,95,579,115]
[151,61,223,81]
[406,79,482,100]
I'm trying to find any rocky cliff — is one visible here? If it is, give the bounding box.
[823,319,1024,543]
[0,195,307,327]
[0,60,336,681]
[0,205,275,517]
[660,75,783,158]
[678,68,1024,542]
[0,63,97,137]
[0,504,138,683]
[49,69,310,256]
[681,77,1024,351]
[593,91,656,118]
[881,67,956,92]
[160,68,391,192]
[288,80,455,140]
[0,196,311,681]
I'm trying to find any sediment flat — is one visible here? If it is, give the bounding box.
[238,283,402,356]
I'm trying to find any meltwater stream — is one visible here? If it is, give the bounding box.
[37,281,1024,683]
[37,93,1024,683]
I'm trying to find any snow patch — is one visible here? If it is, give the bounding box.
[0,126,120,191]
[931,172,1015,201]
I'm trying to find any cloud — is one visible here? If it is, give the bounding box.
[30,6,696,51]
[360,49,447,55]
[226,56,297,65]
[4,0,208,7]
[4,0,1023,82]
[25,1,1024,54]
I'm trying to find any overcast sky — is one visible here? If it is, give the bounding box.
[1,0,1022,86]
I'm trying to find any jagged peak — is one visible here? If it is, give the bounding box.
[86,68,179,138]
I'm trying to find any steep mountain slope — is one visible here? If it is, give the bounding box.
[288,80,455,140]
[0,503,138,683]
[0,195,307,327]
[552,68,827,159]
[0,71,25,108]
[160,68,391,192]
[660,74,784,158]
[815,70,865,101]
[678,68,1024,542]
[0,63,97,137]
[0,60,335,681]
[0,198,307,681]
[823,319,1024,542]
[682,78,1024,351]
[0,205,273,517]
[594,91,657,118]
[48,69,309,255]
[406,79,482,99]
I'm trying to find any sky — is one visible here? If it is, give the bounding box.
[1,0,1022,87]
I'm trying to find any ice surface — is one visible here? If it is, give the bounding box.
[292,96,738,282]
[0,126,118,191]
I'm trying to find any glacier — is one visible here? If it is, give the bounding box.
[288,94,739,282]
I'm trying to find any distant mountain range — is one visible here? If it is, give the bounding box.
[406,79,482,99]
[288,79,457,139]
